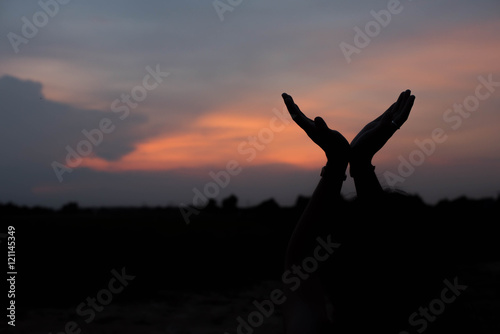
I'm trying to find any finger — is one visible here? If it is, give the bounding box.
[394,94,415,126]
[282,93,313,130]
[390,90,410,116]
[314,117,329,131]
[282,93,301,118]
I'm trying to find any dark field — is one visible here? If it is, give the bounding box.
[1,194,499,333]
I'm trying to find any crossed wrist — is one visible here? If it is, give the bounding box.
[321,160,348,180]
[349,154,372,166]
[349,160,375,178]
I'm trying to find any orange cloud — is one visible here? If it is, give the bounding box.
[79,107,304,172]
[78,20,500,175]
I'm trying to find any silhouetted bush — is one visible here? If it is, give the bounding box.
[1,193,498,310]
[222,194,238,211]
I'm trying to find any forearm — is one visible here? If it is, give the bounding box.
[285,162,346,267]
[350,161,383,200]
[283,162,346,332]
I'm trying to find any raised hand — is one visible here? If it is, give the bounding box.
[282,93,349,165]
[350,90,415,167]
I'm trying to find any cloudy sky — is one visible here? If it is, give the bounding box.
[1,0,499,208]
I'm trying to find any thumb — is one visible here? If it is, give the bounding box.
[314,117,329,131]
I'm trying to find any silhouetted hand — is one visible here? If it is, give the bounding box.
[282,93,349,165]
[350,90,415,168]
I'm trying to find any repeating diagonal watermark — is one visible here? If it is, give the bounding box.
[399,276,467,334]
[383,74,500,186]
[51,64,169,182]
[48,267,135,334]
[224,234,340,334]
[213,0,244,22]
[7,0,73,54]
[179,107,291,224]
[340,0,414,64]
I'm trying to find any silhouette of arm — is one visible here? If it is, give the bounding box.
[281,93,348,333]
[350,90,415,198]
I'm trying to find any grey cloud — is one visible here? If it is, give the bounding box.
[0,74,148,167]
[0,74,157,204]
[0,0,499,207]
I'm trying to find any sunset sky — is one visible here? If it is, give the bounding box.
[1,0,499,208]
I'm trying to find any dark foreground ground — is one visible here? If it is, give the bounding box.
[1,194,499,333]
